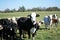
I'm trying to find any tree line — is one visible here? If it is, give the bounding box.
[0,6,60,13]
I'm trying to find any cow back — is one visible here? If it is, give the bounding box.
[17,17,34,31]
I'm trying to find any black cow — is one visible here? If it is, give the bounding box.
[17,12,40,40]
[0,18,17,40]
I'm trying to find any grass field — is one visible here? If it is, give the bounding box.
[0,11,60,40]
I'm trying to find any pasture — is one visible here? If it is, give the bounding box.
[0,11,60,40]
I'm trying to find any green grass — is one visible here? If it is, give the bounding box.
[0,11,60,40]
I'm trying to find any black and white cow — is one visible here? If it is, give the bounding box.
[17,12,40,40]
[0,18,17,40]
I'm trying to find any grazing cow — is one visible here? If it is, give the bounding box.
[44,14,58,29]
[17,12,40,40]
[0,18,17,40]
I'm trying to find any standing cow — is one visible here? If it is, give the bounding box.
[44,16,50,29]
[17,12,40,40]
[0,18,17,40]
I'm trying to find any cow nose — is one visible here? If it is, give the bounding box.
[30,27,36,34]
[33,21,36,25]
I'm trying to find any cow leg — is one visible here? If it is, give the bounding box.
[45,24,48,29]
[28,31,31,40]
[54,23,58,30]
[49,24,52,30]
[13,27,17,37]
[32,34,35,40]
[19,30,22,40]
[0,32,2,40]
[10,36,14,40]
[55,23,57,28]
[32,32,36,40]
[5,35,8,40]
[12,29,15,40]
[0,37,2,40]
[23,33,26,38]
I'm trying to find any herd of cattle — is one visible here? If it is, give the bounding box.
[43,14,60,29]
[0,12,60,40]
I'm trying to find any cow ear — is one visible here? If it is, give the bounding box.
[36,14,40,17]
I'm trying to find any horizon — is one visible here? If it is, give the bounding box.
[0,0,60,10]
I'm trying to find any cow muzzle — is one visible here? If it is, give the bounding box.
[30,27,36,34]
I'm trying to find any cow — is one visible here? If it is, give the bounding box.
[44,14,58,29]
[17,12,40,40]
[49,14,58,27]
[0,19,11,40]
[44,16,50,29]
[0,18,17,40]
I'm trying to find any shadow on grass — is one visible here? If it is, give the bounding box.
[39,28,50,30]
[1,37,25,40]
[14,37,25,40]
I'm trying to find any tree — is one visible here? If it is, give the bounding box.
[18,6,25,12]
[10,8,16,12]
[12,9,16,12]
[46,7,60,11]
[0,11,2,13]
[4,8,10,13]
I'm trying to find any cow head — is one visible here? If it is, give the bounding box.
[11,17,17,24]
[49,14,57,19]
[35,22,40,31]
[28,12,40,25]
[30,22,40,34]
[53,14,57,19]
[31,12,36,22]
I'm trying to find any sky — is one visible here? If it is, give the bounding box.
[0,0,60,10]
